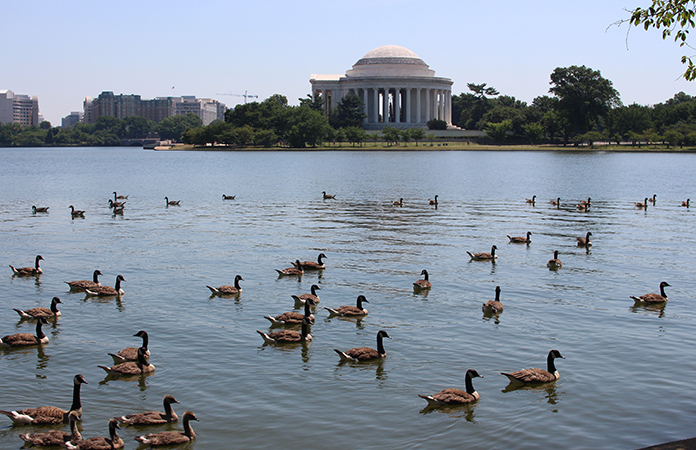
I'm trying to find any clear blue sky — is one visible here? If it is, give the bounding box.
[4,0,694,125]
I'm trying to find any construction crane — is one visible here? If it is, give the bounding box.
[215,90,259,104]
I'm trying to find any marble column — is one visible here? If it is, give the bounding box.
[416,88,421,124]
[362,89,368,124]
[373,88,379,124]
[405,88,411,124]
[383,88,389,123]
[395,88,400,123]
[425,89,431,122]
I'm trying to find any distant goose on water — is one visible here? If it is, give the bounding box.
[292,284,321,308]
[32,205,49,213]
[413,269,432,290]
[577,231,592,247]
[467,245,497,261]
[482,286,504,314]
[507,231,532,244]
[207,274,243,296]
[334,330,391,362]
[324,295,369,317]
[164,197,181,206]
[630,281,670,304]
[418,369,483,407]
[501,349,565,384]
[98,346,154,377]
[547,250,562,270]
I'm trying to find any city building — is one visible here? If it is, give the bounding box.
[61,111,83,128]
[310,45,454,130]
[0,90,41,126]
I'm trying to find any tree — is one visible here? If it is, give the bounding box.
[235,125,254,147]
[121,116,152,139]
[343,126,367,146]
[467,83,499,99]
[157,113,203,140]
[299,93,325,112]
[330,94,366,129]
[523,123,545,144]
[485,120,512,141]
[39,121,51,130]
[381,126,400,146]
[628,1,696,80]
[254,129,277,148]
[400,129,412,146]
[410,128,426,146]
[285,106,331,148]
[427,119,447,130]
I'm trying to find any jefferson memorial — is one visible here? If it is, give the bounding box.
[310,45,453,130]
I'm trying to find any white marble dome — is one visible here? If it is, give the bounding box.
[346,45,436,78]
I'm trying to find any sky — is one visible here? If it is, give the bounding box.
[3,0,695,125]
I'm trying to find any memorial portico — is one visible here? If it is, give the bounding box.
[310,45,454,130]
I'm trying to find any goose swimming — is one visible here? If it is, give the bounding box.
[292,284,321,308]
[84,275,125,297]
[507,231,532,244]
[65,269,103,291]
[265,298,316,325]
[65,418,123,450]
[98,346,154,377]
[257,317,312,344]
[334,330,391,362]
[413,269,432,290]
[324,295,369,317]
[0,374,87,425]
[501,349,565,384]
[482,286,504,313]
[631,281,670,303]
[108,330,150,364]
[9,255,43,276]
[19,410,81,446]
[115,395,179,425]
[1,317,49,347]
[134,411,198,446]
[467,245,497,261]
[14,296,62,320]
[207,274,243,296]
[419,369,483,407]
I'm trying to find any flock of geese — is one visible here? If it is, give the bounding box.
[6,190,686,447]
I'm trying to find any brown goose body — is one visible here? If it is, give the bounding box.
[648,194,657,204]
[1,374,87,425]
[113,192,128,200]
[85,275,125,297]
[207,274,243,295]
[325,295,369,317]
[419,369,483,406]
[301,253,327,270]
[69,205,85,217]
[322,191,336,199]
[631,281,670,303]
[116,395,179,426]
[576,202,590,211]
[482,286,504,313]
[550,197,560,207]
[265,298,316,325]
[66,269,103,291]
[65,418,123,450]
[257,318,312,344]
[164,197,180,206]
[1,317,49,347]
[413,269,432,290]
[134,411,198,446]
[635,197,649,208]
[98,347,154,377]
[577,231,592,246]
[335,330,390,362]
[222,194,236,200]
[429,195,439,205]
[501,349,564,384]
[547,250,562,269]
[507,231,532,244]
[293,284,321,307]
[108,330,150,364]
[276,260,303,276]
[525,195,536,204]
[681,199,690,207]
[14,296,62,320]
[108,199,126,209]
[32,205,49,213]
[9,255,43,276]
[467,245,497,261]
[19,410,81,446]
[393,198,403,206]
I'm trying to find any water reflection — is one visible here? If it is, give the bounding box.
[502,381,562,407]
[36,345,50,371]
[419,402,478,422]
[630,303,666,318]
[334,358,388,381]
[482,311,502,324]
[99,371,154,391]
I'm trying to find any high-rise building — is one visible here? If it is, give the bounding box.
[61,111,83,128]
[0,90,40,126]
[0,90,14,124]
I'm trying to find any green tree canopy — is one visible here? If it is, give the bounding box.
[157,113,203,140]
[330,94,366,129]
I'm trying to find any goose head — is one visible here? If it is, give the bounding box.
[356,295,369,308]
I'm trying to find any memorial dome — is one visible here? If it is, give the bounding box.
[346,45,435,78]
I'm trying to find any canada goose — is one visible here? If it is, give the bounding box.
[115,395,179,425]
[84,275,125,297]
[0,374,87,425]
[635,197,649,208]
[207,274,243,295]
[222,194,236,200]
[108,330,150,364]
[9,254,44,276]
[292,284,321,308]
[393,198,403,206]
[1,317,49,347]
[98,346,154,377]
[113,192,128,200]
[164,197,181,206]
[648,194,657,204]
[576,202,590,211]
[413,269,432,290]
[276,260,303,276]
[301,253,327,270]
[334,330,391,362]
[547,250,562,269]
[112,205,125,215]
[418,369,483,407]
[630,281,670,303]
[19,410,81,446]
[69,205,85,217]
[65,269,103,291]
[134,411,198,446]
[65,418,123,450]
[322,191,336,199]
[32,205,49,213]
[14,296,62,320]
[681,199,690,207]
[467,245,497,261]
[577,231,592,246]
[507,231,532,244]
[482,286,503,313]
[108,199,126,209]
[257,317,312,344]
[550,198,560,207]
[525,195,536,204]
[501,349,565,384]
[324,295,369,317]
[264,298,316,325]
[429,195,439,205]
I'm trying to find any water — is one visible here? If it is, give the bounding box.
[0,147,695,449]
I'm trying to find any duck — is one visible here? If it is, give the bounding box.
[134,411,198,447]
[507,231,532,244]
[69,205,85,217]
[322,191,336,199]
[418,369,483,407]
[65,269,103,291]
[635,197,649,209]
[547,250,562,270]
[648,194,657,204]
[467,245,497,261]
[113,191,128,200]
[1,317,49,347]
[19,410,81,446]
[9,254,44,276]
[324,295,369,317]
[334,330,391,362]
[525,195,536,205]
[413,269,432,290]
[115,395,179,425]
[65,418,123,450]
[501,349,565,384]
[98,346,154,377]
[164,197,181,206]
[482,286,503,313]
[0,374,87,425]
[257,317,312,344]
[630,281,670,303]
[300,253,327,270]
[108,330,150,364]
[222,194,236,200]
[577,231,592,247]
[32,205,49,213]
[292,284,321,308]
[393,198,403,206]
[13,296,62,320]
[108,199,126,209]
[429,195,439,205]
[276,260,303,276]
[264,298,316,325]
[84,275,125,297]
[207,274,243,296]
[550,197,560,207]
[681,199,690,208]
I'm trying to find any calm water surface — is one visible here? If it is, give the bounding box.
[1,147,695,449]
